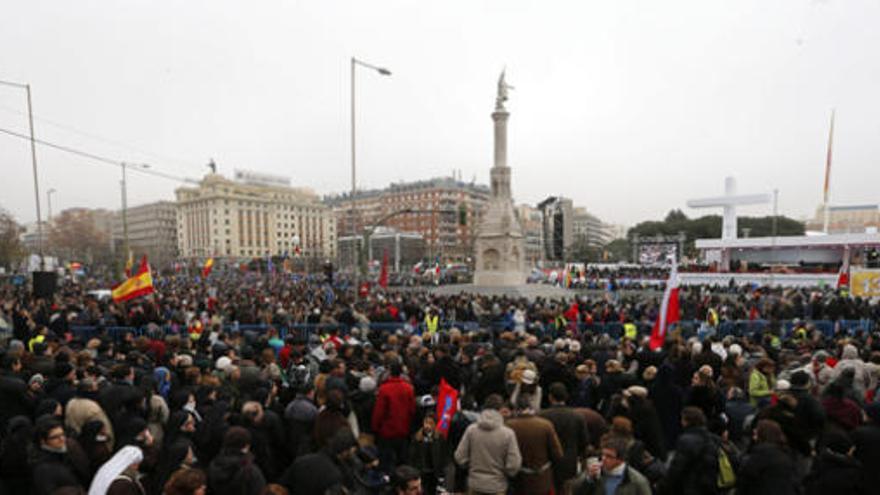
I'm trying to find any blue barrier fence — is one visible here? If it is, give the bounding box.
[67,318,875,342]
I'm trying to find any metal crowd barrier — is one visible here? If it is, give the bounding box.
[67,318,875,343]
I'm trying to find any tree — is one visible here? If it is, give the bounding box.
[604,238,631,262]
[49,209,111,264]
[629,211,805,258]
[0,208,24,271]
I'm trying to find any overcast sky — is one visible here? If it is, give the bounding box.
[2,0,878,228]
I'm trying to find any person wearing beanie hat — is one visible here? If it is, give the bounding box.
[46,362,77,406]
[785,369,827,446]
[803,430,863,495]
[208,426,266,495]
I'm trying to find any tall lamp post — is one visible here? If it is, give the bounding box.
[46,188,56,222]
[120,162,150,264]
[0,79,44,270]
[350,57,391,276]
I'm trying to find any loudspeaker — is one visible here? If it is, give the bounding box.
[33,271,58,298]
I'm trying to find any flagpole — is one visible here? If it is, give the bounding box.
[823,109,835,233]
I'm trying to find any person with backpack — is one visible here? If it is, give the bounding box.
[659,407,721,495]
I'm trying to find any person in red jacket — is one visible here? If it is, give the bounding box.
[372,362,416,471]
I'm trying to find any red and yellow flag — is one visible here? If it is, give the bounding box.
[202,258,214,278]
[112,256,154,303]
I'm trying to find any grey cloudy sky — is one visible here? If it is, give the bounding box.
[2,0,878,227]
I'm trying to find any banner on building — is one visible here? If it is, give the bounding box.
[850,269,880,297]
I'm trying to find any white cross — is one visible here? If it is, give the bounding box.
[687,177,771,240]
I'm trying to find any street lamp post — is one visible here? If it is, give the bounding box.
[0,79,44,270]
[120,162,150,264]
[46,188,56,223]
[350,57,391,277]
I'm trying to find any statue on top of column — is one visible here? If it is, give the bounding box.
[496,70,514,110]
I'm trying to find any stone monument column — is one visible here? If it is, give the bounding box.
[473,71,526,286]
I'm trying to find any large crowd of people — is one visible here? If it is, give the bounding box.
[1,271,880,495]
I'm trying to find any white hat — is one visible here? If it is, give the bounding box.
[359,376,377,393]
[728,343,743,357]
[215,356,232,372]
[521,369,537,385]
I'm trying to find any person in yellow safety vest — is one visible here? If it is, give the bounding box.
[554,314,567,332]
[707,308,719,327]
[791,320,808,343]
[623,321,637,340]
[425,310,439,336]
[28,329,47,352]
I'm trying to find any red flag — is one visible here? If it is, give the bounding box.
[649,265,680,350]
[837,259,849,290]
[378,250,389,288]
[202,258,215,278]
[435,378,458,438]
[136,255,149,275]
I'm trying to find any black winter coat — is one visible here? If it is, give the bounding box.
[804,449,865,495]
[29,448,84,495]
[207,450,266,495]
[736,443,799,495]
[852,423,880,489]
[660,426,719,495]
[278,451,343,495]
[0,373,32,430]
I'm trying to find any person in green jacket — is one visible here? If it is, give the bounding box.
[749,358,776,408]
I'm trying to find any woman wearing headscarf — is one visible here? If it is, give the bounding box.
[163,411,197,453]
[78,420,113,476]
[88,445,144,495]
[152,439,198,495]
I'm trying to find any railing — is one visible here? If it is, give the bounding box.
[65,318,875,343]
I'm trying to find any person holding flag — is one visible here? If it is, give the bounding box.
[202,257,214,278]
[111,255,154,303]
[649,262,680,350]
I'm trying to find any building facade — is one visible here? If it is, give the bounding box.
[516,204,544,267]
[112,201,178,268]
[337,228,425,273]
[325,175,489,264]
[537,196,573,261]
[806,204,880,234]
[175,173,336,260]
[571,207,608,248]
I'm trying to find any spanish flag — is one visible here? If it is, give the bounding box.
[202,257,214,278]
[112,256,154,303]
